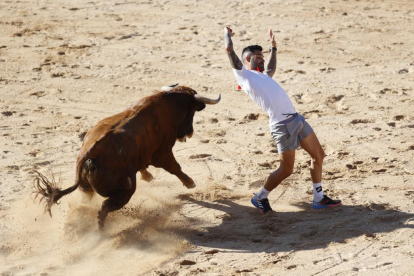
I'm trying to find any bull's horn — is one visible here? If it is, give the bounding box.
[195,94,221,105]
[161,83,179,91]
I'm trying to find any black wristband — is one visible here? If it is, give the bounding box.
[270,46,277,52]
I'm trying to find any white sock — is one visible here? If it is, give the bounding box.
[313,182,324,202]
[256,187,270,200]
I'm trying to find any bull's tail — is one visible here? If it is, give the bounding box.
[32,170,80,217]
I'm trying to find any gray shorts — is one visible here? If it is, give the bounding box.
[270,113,313,154]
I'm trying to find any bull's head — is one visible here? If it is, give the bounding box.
[162,84,221,142]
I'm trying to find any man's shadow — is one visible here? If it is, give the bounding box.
[178,194,414,253]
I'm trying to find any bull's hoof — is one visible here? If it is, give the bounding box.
[140,171,154,182]
[184,182,196,189]
[178,137,186,143]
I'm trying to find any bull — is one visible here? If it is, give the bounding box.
[33,85,220,229]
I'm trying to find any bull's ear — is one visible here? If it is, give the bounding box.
[194,101,206,111]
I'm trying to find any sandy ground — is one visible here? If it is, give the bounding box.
[1,0,414,275]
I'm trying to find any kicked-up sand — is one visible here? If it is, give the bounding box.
[1,0,413,275]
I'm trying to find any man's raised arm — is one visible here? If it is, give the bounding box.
[265,29,277,78]
[224,27,242,70]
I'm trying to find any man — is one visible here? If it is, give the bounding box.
[224,26,341,213]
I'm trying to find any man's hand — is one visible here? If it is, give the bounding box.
[270,29,277,48]
[224,26,242,70]
[265,29,277,77]
[225,26,235,37]
[224,26,235,51]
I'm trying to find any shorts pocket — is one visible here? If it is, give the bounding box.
[285,119,303,136]
[271,127,289,143]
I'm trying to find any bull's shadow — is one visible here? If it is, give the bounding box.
[179,195,414,253]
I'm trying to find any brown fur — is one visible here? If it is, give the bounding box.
[33,86,209,229]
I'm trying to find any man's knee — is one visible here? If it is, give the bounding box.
[312,149,325,164]
[280,165,294,178]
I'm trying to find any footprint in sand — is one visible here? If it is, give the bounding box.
[346,164,357,170]
[30,91,47,98]
[398,69,408,74]
[337,151,350,159]
[324,170,344,180]
[204,249,219,255]
[302,109,321,119]
[249,179,266,189]
[212,139,227,144]
[243,113,260,121]
[258,161,276,169]
[319,67,336,73]
[235,268,253,273]
[364,233,377,239]
[178,260,196,265]
[6,165,20,171]
[326,95,344,103]
[50,72,65,78]
[404,191,414,199]
[372,168,387,173]
[350,119,372,124]
[189,154,212,159]
[209,130,226,137]
[2,111,14,117]
[78,131,87,141]
[28,150,40,157]
[326,95,346,110]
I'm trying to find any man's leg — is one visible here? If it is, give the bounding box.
[264,149,296,191]
[252,149,295,213]
[299,132,324,183]
[300,131,341,208]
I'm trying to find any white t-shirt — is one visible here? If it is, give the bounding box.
[233,66,296,128]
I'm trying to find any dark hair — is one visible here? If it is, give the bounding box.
[241,45,263,60]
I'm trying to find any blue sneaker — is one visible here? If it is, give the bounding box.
[312,195,342,209]
[251,194,273,213]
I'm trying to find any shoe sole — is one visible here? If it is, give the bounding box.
[312,202,342,209]
[251,198,265,214]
